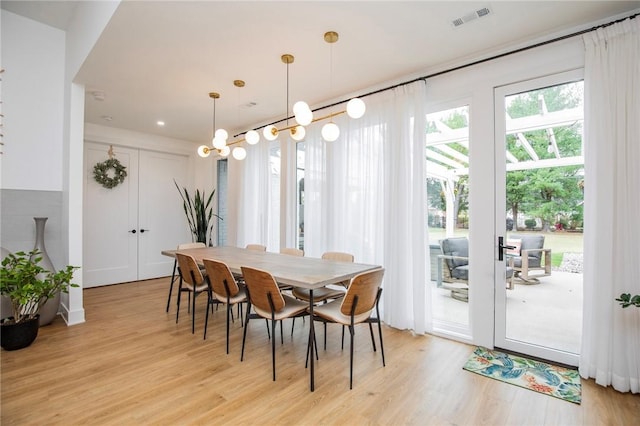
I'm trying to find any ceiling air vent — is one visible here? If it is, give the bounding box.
[452,6,492,27]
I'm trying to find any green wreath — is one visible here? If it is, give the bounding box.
[93,158,127,189]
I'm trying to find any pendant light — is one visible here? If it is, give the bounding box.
[197,92,228,157]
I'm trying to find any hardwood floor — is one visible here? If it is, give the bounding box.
[1,277,638,425]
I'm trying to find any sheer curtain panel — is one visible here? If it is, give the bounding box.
[236,141,280,251]
[581,17,640,394]
[304,81,430,333]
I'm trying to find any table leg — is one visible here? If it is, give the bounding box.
[309,289,315,391]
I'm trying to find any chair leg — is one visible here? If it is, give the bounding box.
[203,297,211,340]
[191,289,197,334]
[280,320,284,344]
[240,304,252,362]
[226,303,231,354]
[349,325,355,390]
[376,318,385,367]
[167,260,177,313]
[176,278,183,324]
[368,322,377,352]
[271,319,277,381]
[324,322,327,350]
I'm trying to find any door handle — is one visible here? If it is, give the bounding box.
[139,229,149,233]
[129,229,137,234]
[498,236,516,261]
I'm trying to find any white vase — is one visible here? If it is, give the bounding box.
[30,217,60,326]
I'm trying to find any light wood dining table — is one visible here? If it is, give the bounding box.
[161,245,381,391]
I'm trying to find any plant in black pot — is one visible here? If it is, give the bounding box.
[0,250,78,351]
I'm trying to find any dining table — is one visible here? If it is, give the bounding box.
[161,245,381,391]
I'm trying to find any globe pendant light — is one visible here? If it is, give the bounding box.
[346,98,366,118]
[321,122,340,142]
[232,146,247,160]
[209,92,228,149]
[246,129,260,145]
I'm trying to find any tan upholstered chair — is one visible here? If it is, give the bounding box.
[175,252,210,334]
[167,242,206,312]
[506,234,551,283]
[292,251,353,302]
[280,247,304,257]
[291,251,354,337]
[246,244,267,251]
[240,266,308,381]
[277,248,303,291]
[312,268,386,389]
[202,259,248,353]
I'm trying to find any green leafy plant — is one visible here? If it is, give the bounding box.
[616,293,640,308]
[1,250,79,324]
[174,180,222,246]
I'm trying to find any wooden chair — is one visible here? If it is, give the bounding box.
[292,251,353,302]
[277,248,303,290]
[312,268,386,389]
[167,242,205,312]
[290,252,353,337]
[506,234,552,283]
[202,259,248,353]
[280,247,304,257]
[246,244,266,251]
[175,252,210,334]
[240,266,308,381]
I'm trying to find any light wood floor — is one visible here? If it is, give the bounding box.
[1,277,638,425]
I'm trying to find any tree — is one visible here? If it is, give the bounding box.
[505,82,584,231]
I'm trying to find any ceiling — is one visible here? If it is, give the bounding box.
[3,1,639,146]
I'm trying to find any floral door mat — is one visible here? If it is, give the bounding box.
[463,346,581,404]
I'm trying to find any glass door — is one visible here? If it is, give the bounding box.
[494,70,584,366]
[426,105,470,336]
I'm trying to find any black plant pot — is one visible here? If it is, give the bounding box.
[1,315,40,351]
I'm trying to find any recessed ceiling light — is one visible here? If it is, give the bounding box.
[157,121,165,126]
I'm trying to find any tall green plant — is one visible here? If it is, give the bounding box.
[174,180,221,246]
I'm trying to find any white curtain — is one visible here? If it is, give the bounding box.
[304,81,430,333]
[580,17,640,394]
[235,140,280,251]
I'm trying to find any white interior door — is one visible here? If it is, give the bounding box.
[84,143,139,287]
[138,150,190,279]
[84,144,191,286]
[494,70,584,366]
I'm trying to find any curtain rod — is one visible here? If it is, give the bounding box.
[236,11,638,138]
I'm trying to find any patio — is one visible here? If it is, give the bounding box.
[431,269,583,355]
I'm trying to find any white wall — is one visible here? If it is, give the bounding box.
[1,11,65,191]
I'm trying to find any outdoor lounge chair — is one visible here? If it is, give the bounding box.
[437,237,514,302]
[506,234,551,283]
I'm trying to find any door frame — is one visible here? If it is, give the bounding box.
[493,69,583,366]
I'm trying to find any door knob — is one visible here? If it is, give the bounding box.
[139,229,149,233]
[498,236,516,261]
[129,229,137,234]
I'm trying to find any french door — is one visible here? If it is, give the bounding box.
[494,70,584,366]
[84,143,190,287]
